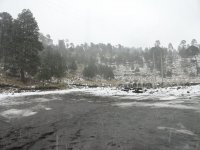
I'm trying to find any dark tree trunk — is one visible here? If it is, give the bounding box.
[20,68,25,82]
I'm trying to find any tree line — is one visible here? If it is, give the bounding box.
[0,9,115,82]
[0,9,199,83]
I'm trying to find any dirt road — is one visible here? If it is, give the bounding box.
[0,91,200,150]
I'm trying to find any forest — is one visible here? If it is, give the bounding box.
[0,9,199,85]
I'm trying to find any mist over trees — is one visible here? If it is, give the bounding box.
[0,9,200,83]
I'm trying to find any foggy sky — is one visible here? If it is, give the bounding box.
[1,0,200,48]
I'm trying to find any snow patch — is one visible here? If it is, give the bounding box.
[157,126,195,136]
[1,85,200,108]
[31,104,52,111]
[1,85,200,100]
[159,96,177,100]
[113,101,197,110]
[0,88,82,106]
[0,88,82,100]
[73,85,200,99]
[0,104,52,119]
[1,109,37,119]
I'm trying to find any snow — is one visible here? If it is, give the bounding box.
[159,96,178,100]
[0,88,79,98]
[0,88,82,100]
[1,109,37,119]
[73,85,200,99]
[31,104,52,111]
[0,88,82,106]
[113,101,196,110]
[0,104,52,119]
[1,85,200,102]
[157,126,195,136]
[106,85,200,110]
[0,85,200,116]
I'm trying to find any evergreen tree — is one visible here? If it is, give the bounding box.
[178,40,188,58]
[0,12,13,69]
[186,41,200,75]
[97,65,114,80]
[13,9,43,82]
[38,46,53,80]
[83,63,97,79]
[52,50,66,79]
[68,59,77,72]
[102,66,114,80]
[150,46,166,73]
[38,46,66,81]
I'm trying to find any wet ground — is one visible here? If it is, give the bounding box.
[0,90,200,150]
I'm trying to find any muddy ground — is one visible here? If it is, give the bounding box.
[0,92,200,150]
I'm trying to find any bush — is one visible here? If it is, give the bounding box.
[83,64,97,78]
[83,64,114,80]
[166,70,172,77]
[68,60,77,72]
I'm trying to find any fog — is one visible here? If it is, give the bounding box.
[1,0,200,47]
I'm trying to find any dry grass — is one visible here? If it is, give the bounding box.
[0,75,67,91]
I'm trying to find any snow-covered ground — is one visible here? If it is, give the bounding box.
[1,85,200,106]
[0,88,82,106]
[1,104,52,119]
[1,85,200,119]
[1,85,200,100]
[82,85,200,98]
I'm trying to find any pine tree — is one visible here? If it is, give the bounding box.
[13,9,43,82]
[83,64,97,79]
[0,12,13,70]
[39,46,66,81]
[68,60,77,72]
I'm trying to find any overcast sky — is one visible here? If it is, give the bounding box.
[1,0,200,48]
